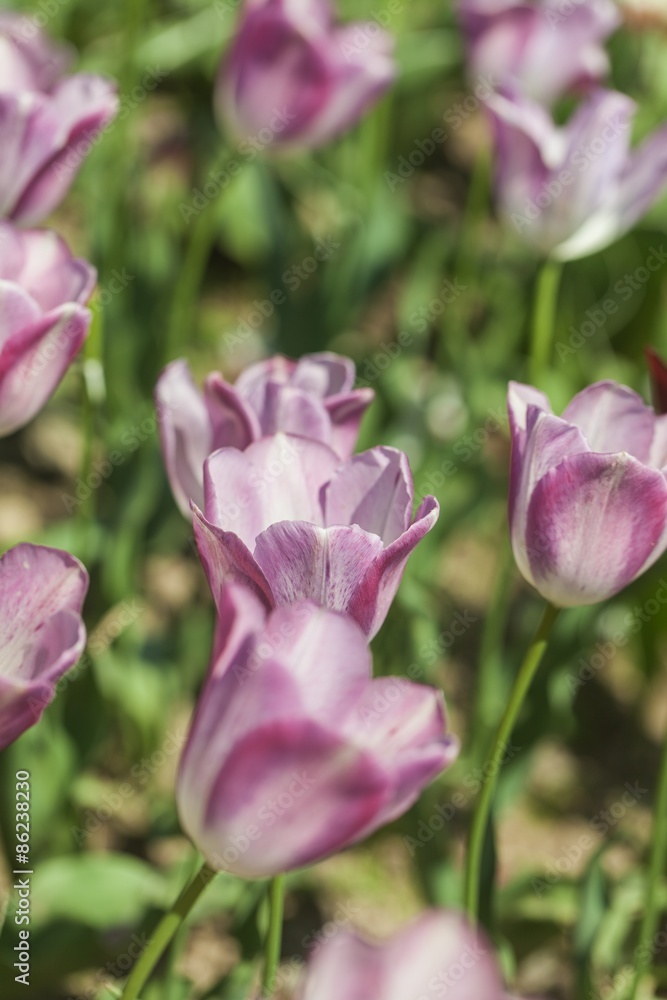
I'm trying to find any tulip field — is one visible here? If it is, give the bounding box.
[3,0,667,997]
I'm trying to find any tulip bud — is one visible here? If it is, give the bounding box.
[177,586,458,878]
[508,380,667,607]
[0,543,88,751]
[0,222,96,436]
[216,0,396,151]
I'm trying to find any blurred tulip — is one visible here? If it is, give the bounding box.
[0,543,88,751]
[0,222,95,436]
[155,353,374,515]
[508,380,667,607]
[216,0,396,151]
[487,88,667,261]
[177,585,458,878]
[298,909,508,1000]
[193,434,439,638]
[646,348,667,415]
[0,11,118,224]
[458,0,619,106]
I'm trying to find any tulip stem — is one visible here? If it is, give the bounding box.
[630,728,667,998]
[119,860,217,1000]
[261,874,285,997]
[529,260,562,387]
[464,602,560,924]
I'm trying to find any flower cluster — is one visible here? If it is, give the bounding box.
[458,0,667,261]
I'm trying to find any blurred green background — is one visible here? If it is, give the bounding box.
[1,1,667,997]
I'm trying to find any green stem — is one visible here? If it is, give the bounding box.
[119,860,217,1000]
[261,875,285,997]
[630,730,667,998]
[464,602,560,923]
[529,260,563,387]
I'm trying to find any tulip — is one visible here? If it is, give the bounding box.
[155,353,374,515]
[646,348,667,416]
[298,909,512,1000]
[0,543,88,751]
[0,12,118,224]
[508,380,667,607]
[487,87,667,261]
[192,434,439,638]
[177,585,458,878]
[0,221,95,436]
[215,0,396,151]
[458,0,619,106]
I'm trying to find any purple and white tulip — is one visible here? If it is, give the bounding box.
[458,0,619,106]
[298,909,510,1000]
[0,543,88,751]
[215,0,396,151]
[193,434,439,639]
[177,586,458,879]
[0,221,95,436]
[509,380,667,607]
[0,12,118,224]
[487,87,667,261]
[155,353,374,516]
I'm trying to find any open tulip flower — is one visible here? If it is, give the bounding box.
[297,909,526,1000]
[156,353,374,515]
[487,87,667,261]
[509,380,667,607]
[0,543,88,751]
[0,221,96,436]
[177,586,458,879]
[215,0,396,151]
[192,434,439,639]
[458,0,619,107]
[0,11,118,224]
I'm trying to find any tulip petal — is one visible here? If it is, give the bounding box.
[203,434,338,546]
[0,224,96,311]
[0,280,41,348]
[192,506,274,612]
[526,451,667,606]
[203,371,261,448]
[0,303,90,436]
[258,382,333,442]
[324,447,413,544]
[562,380,656,461]
[155,360,213,516]
[293,351,356,394]
[616,123,667,239]
[325,387,374,459]
[253,520,385,626]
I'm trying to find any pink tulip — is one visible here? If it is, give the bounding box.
[509,380,667,607]
[0,12,118,224]
[487,88,667,261]
[216,0,396,150]
[0,543,88,751]
[0,221,95,436]
[176,586,458,878]
[193,434,439,638]
[155,353,374,515]
[458,0,619,106]
[298,910,509,1000]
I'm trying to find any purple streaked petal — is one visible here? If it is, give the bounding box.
[203,372,260,448]
[325,387,374,459]
[0,303,90,437]
[192,506,274,613]
[256,382,333,442]
[0,224,96,310]
[562,380,656,461]
[323,447,413,544]
[526,451,667,606]
[203,433,338,546]
[156,360,213,516]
